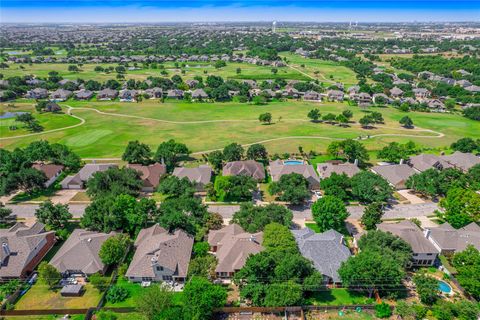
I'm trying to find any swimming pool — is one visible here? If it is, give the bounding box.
[438,280,452,294]
[283,160,304,165]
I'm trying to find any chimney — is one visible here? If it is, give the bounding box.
[150,256,158,266]
[353,159,359,166]
[400,159,404,165]
[2,243,10,257]
[340,235,345,245]
[424,229,431,239]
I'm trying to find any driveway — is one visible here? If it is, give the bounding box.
[397,190,426,204]
[6,204,87,219]
[347,202,440,220]
[49,190,79,204]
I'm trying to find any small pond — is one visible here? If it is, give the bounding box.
[0,111,28,119]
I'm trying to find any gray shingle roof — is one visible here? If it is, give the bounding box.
[429,222,480,252]
[173,165,212,186]
[407,154,453,172]
[0,222,55,278]
[50,229,115,275]
[377,221,437,254]
[126,225,193,278]
[292,228,351,283]
[269,160,320,188]
[440,151,480,172]
[317,162,360,179]
[371,164,417,189]
[61,164,117,188]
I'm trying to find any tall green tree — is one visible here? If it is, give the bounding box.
[223,143,244,162]
[439,187,480,228]
[246,144,268,161]
[122,140,152,165]
[38,262,61,290]
[231,203,293,233]
[351,171,393,204]
[268,173,310,205]
[154,139,189,171]
[182,277,227,320]
[86,167,142,198]
[35,200,72,231]
[99,234,131,266]
[311,196,349,232]
[361,202,384,230]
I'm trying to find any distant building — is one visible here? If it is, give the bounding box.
[32,163,64,187]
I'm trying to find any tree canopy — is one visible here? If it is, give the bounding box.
[231,203,293,233]
[268,173,310,205]
[311,195,349,233]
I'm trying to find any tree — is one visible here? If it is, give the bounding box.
[0,202,12,223]
[357,230,413,267]
[223,143,244,162]
[451,137,478,153]
[231,203,293,233]
[122,140,152,165]
[439,187,480,228]
[413,273,439,305]
[136,284,175,320]
[264,281,303,307]
[351,171,393,204]
[86,167,142,198]
[361,202,384,230]
[182,276,227,320]
[407,168,466,198]
[154,139,190,171]
[262,223,297,252]
[359,115,373,128]
[188,254,217,279]
[106,286,129,303]
[375,302,392,318]
[338,139,369,164]
[213,175,256,202]
[35,200,72,231]
[246,143,268,161]
[156,197,207,235]
[207,150,224,171]
[336,114,349,126]
[339,250,405,298]
[320,173,351,201]
[157,176,195,198]
[99,234,131,266]
[307,109,321,122]
[469,164,480,190]
[258,112,272,125]
[464,106,480,121]
[342,109,353,120]
[311,196,349,232]
[268,173,310,205]
[399,116,414,128]
[15,168,47,194]
[377,142,409,163]
[38,262,61,289]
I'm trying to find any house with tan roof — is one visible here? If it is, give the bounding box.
[32,163,64,187]
[269,160,320,189]
[208,224,263,279]
[407,154,453,172]
[425,222,480,256]
[126,225,193,283]
[50,229,116,276]
[127,163,166,192]
[222,160,265,181]
[440,151,480,172]
[317,161,360,179]
[0,222,56,279]
[371,164,418,190]
[172,165,212,190]
[377,221,438,267]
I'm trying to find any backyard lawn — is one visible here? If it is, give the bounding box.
[305,288,373,306]
[15,282,102,310]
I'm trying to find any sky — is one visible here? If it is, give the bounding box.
[1,0,479,23]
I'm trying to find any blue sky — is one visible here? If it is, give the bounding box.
[1,1,479,23]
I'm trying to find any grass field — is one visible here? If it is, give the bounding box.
[1,61,310,82]
[279,52,358,86]
[1,99,479,158]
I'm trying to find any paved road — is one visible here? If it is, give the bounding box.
[6,204,87,219]
[347,202,440,219]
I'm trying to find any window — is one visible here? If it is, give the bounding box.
[162,275,173,281]
[156,266,163,271]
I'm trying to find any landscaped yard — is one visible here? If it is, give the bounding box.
[2,99,474,159]
[15,282,102,310]
[68,191,91,202]
[305,288,373,306]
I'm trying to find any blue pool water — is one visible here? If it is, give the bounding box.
[284,160,304,165]
[438,280,452,294]
[0,111,27,119]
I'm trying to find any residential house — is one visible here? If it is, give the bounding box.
[347,85,360,98]
[222,160,265,181]
[26,88,48,99]
[75,89,94,100]
[119,90,138,102]
[49,89,72,102]
[127,163,166,192]
[166,89,184,99]
[185,79,199,88]
[60,163,117,189]
[377,221,438,267]
[407,154,453,172]
[303,91,321,101]
[172,165,212,190]
[0,222,56,279]
[425,222,480,256]
[269,159,320,189]
[126,225,193,283]
[373,93,391,105]
[316,161,360,179]
[357,92,372,107]
[292,228,351,284]
[191,88,208,100]
[43,102,62,112]
[465,85,480,93]
[455,80,472,88]
[50,229,116,276]
[426,99,446,112]
[97,88,118,100]
[412,88,430,100]
[208,224,263,279]
[326,90,344,102]
[32,163,64,188]
[371,164,418,190]
[440,151,480,172]
[390,87,404,99]
[144,87,163,99]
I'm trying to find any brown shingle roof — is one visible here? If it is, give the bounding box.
[127,163,166,188]
[222,160,265,181]
[32,163,64,179]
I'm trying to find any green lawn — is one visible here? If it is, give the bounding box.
[305,288,372,306]
[15,282,102,310]
[2,99,473,159]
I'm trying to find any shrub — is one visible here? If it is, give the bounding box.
[375,302,392,318]
[107,286,129,303]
